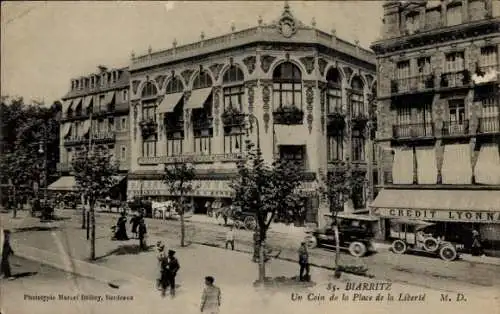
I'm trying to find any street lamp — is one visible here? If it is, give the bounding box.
[38,130,48,206]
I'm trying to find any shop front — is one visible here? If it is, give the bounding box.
[370,188,500,254]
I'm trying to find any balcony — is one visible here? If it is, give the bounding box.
[440,70,471,89]
[351,113,369,130]
[56,162,73,172]
[221,107,245,127]
[192,117,213,130]
[477,116,500,134]
[273,106,304,125]
[326,109,346,131]
[472,64,499,85]
[165,120,184,132]
[391,74,435,94]
[441,120,469,136]
[137,152,242,165]
[392,122,435,138]
[139,119,158,137]
[64,136,86,146]
[91,132,116,144]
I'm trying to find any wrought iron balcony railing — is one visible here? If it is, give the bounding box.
[392,122,434,138]
[391,74,435,94]
[192,117,213,130]
[441,120,469,136]
[477,116,500,133]
[91,132,116,143]
[440,70,471,88]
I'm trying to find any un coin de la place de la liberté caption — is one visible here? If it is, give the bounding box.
[291,281,469,304]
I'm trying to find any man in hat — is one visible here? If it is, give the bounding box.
[200,276,221,313]
[1,229,15,280]
[156,241,167,291]
[298,242,310,281]
[166,250,180,297]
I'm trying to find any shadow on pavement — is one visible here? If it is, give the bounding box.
[95,244,155,261]
[12,271,38,279]
[13,226,59,233]
[253,276,316,290]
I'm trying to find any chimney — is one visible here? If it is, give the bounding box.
[98,65,108,73]
[382,1,401,39]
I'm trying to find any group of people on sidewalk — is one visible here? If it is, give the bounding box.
[112,211,148,251]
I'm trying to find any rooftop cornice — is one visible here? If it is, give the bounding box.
[130,3,374,71]
[371,18,500,55]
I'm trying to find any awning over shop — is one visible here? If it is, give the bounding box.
[47,176,77,191]
[62,123,72,137]
[81,120,91,135]
[158,92,183,113]
[103,91,115,106]
[62,99,73,114]
[185,88,212,110]
[274,125,308,145]
[371,189,500,223]
[72,97,82,108]
[82,95,93,111]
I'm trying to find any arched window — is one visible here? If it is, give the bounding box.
[166,77,184,94]
[350,76,365,116]
[141,81,158,98]
[222,66,245,111]
[272,62,302,110]
[193,71,212,90]
[222,66,245,154]
[326,68,342,114]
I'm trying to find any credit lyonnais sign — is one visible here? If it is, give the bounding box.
[373,208,500,223]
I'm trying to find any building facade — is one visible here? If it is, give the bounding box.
[370,0,500,250]
[127,4,376,226]
[51,66,131,200]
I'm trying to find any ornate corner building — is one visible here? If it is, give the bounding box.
[126,4,376,227]
[51,66,131,199]
[370,1,500,246]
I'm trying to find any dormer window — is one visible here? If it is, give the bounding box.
[405,11,420,35]
[447,2,463,26]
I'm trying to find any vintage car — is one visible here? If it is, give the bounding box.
[304,213,379,257]
[389,218,459,261]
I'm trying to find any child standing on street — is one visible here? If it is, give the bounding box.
[225,226,235,250]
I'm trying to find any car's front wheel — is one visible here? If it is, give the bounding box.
[304,235,317,249]
[392,239,407,254]
[348,241,367,257]
[439,245,457,261]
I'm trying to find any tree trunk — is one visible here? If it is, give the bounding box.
[258,240,266,283]
[334,225,340,266]
[90,200,96,260]
[12,189,17,219]
[180,195,185,247]
[81,203,86,229]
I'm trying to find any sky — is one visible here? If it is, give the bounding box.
[1,1,384,105]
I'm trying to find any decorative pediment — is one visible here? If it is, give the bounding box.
[155,75,167,90]
[243,56,257,75]
[318,58,328,77]
[273,2,305,38]
[132,80,141,94]
[181,69,195,85]
[299,56,315,75]
[209,63,224,81]
[260,55,277,73]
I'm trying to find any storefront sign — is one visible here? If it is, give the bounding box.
[373,207,500,223]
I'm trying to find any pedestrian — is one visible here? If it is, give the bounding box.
[298,242,310,282]
[166,250,180,297]
[114,212,129,241]
[138,218,147,250]
[200,276,221,314]
[225,226,235,250]
[471,229,483,256]
[156,242,167,291]
[130,213,140,239]
[1,229,15,280]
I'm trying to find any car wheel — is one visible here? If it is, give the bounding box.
[423,237,439,252]
[304,235,317,249]
[348,241,367,257]
[439,245,457,261]
[392,239,407,254]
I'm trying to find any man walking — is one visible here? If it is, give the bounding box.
[1,229,15,280]
[156,242,167,291]
[298,242,310,282]
[200,276,221,313]
[166,250,180,297]
[225,226,235,250]
[138,217,147,250]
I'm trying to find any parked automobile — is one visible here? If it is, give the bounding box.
[388,218,459,261]
[304,213,379,257]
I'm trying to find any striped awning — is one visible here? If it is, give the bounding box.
[82,96,93,111]
[103,91,115,106]
[158,92,183,113]
[81,120,91,135]
[185,88,212,110]
[47,176,77,191]
[72,97,82,108]
[62,99,73,114]
[62,123,72,137]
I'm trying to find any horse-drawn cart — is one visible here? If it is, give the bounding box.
[214,205,257,230]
